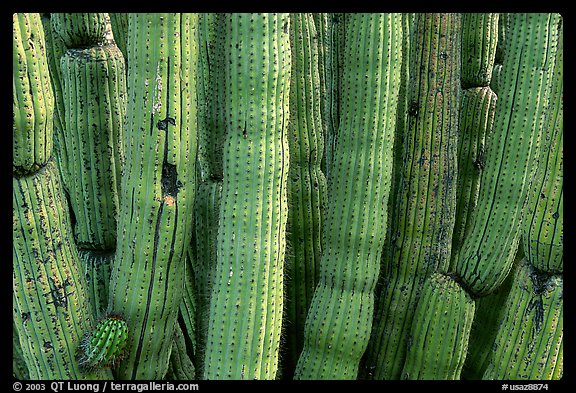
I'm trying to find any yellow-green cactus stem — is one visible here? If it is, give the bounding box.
[77,314,129,371]
[79,251,114,317]
[294,13,403,380]
[107,13,199,380]
[202,13,291,380]
[51,13,107,49]
[400,273,475,380]
[483,259,563,380]
[13,12,54,176]
[363,13,461,380]
[13,161,112,380]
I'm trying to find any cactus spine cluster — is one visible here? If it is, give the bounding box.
[14,12,563,381]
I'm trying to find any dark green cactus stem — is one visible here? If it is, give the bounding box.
[77,314,129,370]
[400,273,475,380]
[13,322,30,380]
[462,247,521,380]
[364,13,460,380]
[108,13,128,61]
[59,44,126,250]
[320,13,345,180]
[189,180,221,374]
[13,13,54,176]
[51,13,107,48]
[450,88,497,261]
[283,12,327,377]
[40,13,69,187]
[451,14,499,259]
[196,13,227,182]
[79,251,114,317]
[13,161,112,380]
[461,13,498,88]
[166,321,196,380]
[483,259,563,379]
[522,24,563,274]
[107,13,199,380]
[202,13,291,380]
[294,13,402,380]
[454,13,562,297]
[178,252,197,365]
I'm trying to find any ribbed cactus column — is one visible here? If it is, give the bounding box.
[483,22,563,380]
[202,13,291,380]
[188,13,226,375]
[13,13,111,380]
[454,12,562,297]
[294,13,402,380]
[283,13,327,377]
[363,13,460,380]
[483,260,563,379]
[107,13,199,380]
[51,13,126,319]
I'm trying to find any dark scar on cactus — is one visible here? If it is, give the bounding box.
[157,116,176,131]
[44,277,74,309]
[408,101,419,117]
[473,145,485,171]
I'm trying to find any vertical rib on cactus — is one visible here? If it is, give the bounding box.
[283,13,327,377]
[294,13,402,380]
[363,13,460,380]
[461,247,521,379]
[451,14,499,265]
[108,13,128,61]
[190,180,221,374]
[454,13,562,297]
[107,13,198,380]
[59,44,126,250]
[400,273,475,380]
[166,320,196,380]
[40,14,69,187]
[202,13,291,380]
[321,13,345,181]
[461,13,498,88]
[13,162,112,380]
[522,24,563,274]
[51,13,107,48]
[13,13,54,175]
[13,322,30,380]
[483,259,563,379]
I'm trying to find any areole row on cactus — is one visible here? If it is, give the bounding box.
[13,12,562,381]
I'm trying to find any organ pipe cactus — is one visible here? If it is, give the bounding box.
[13,12,562,381]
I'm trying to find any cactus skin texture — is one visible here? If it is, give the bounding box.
[51,13,107,48]
[166,321,196,380]
[77,314,129,370]
[462,248,521,380]
[454,13,563,297]
[107,13,198,380]
[201,13,291,380]
[400,273,475,380]
[13,13,54,175]
[522,24,563,274]
[483,259,563,379]
[283,12,327,376]
[451,14,499,265]
[363,13,460,380]
[461,13,498,88]
[59,44,126,251]
[294,13,402,380]
[108,13,128,61]
[13,162,112,380]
